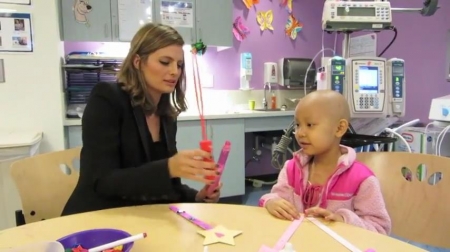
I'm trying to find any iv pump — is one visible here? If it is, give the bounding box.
[318,56,406,118]
[322,56,346,96]
[386,58,405,117]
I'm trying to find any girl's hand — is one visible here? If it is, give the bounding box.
[305,207,344,222]
[265,198,300,220]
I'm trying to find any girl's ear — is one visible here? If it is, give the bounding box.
[336,119,349,137]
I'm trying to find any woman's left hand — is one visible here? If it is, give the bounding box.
[195,183,222,203]
[304,207,344,222]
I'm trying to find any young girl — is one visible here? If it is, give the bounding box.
[259,90,391,235]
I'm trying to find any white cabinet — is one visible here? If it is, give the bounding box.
[66,126,83,149]
[60,0,113,42]
[177,119,246,198]
[176,120,205,191]
[207,119,246,197]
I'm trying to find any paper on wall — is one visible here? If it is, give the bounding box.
[0,12,33,52]
[348,33,377,58]
[160,1,194,28]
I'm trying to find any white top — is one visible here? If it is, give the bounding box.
[0,130,43,148]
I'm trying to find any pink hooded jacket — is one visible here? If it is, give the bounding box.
[259,145,391,235]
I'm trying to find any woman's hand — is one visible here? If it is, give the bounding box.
[168,149,219,184]
[195,182,222,203]
[304,207,344,222]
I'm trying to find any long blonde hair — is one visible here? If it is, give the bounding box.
[117,23,187,117]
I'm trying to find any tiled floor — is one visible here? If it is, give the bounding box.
[243,185,449,252]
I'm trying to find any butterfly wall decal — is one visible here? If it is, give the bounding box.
[280,0,293,13]
[242,0,259,9]
[285,14,303,40]
[256,10,274,31]
[232,16,250,42]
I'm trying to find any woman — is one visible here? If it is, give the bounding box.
[62,23,221,216]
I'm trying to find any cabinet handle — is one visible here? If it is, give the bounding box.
[115,24,119,39]
[104,23,109,38]
[209,125,213,140]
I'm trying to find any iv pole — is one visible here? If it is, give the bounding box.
[341,0,440,58]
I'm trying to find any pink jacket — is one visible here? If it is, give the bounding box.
[259,145,391,235]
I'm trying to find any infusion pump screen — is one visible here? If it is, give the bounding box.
[337,7,376,16]
[358,66,378,93]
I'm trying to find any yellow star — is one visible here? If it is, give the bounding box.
[197,225,243,246]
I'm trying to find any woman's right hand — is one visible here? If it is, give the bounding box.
[168,149,219,184]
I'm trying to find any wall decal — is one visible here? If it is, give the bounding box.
[73,0,92,27]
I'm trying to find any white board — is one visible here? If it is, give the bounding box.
[348,33,377,58]
[117,0,153,42]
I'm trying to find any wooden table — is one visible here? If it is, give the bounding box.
[0,203,426,251]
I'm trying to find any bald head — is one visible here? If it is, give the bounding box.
[296,90,350,123]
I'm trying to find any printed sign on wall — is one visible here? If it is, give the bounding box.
[0,13,33,53]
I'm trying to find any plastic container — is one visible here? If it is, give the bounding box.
[271,93,277,109]
[340,133,397,148]
[56,228,133,252]
[0,241,64,252]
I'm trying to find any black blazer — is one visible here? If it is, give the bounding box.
[62,82,198,216]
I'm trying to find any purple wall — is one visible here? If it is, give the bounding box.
[64,0,450,177]
[201,0,328,90]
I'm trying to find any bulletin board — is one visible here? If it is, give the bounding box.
[0,13,33,53]
[0,0,30,5]
[117,0,153,42]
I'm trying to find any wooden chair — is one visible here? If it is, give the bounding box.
[356,152,450,249]
[10,147,81,225]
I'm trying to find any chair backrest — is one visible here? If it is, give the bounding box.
[10,147,81,224]
[356,152,450,248]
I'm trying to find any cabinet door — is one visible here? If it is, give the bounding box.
[195,0,232,47]
[61,0,113,42]
[177,120,204,191]
[153,0,196,44]
[208,119,246,197]
[66,126,83,149]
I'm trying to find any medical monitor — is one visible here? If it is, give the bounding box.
[346,57,387,118]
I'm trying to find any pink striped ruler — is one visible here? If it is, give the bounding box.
[258,216,305,252]
[169,205,224,237]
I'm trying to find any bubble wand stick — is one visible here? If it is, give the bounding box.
[191,43,230,193]
[191,44,215,182]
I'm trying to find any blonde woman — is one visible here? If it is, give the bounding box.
[63,23,221,216]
